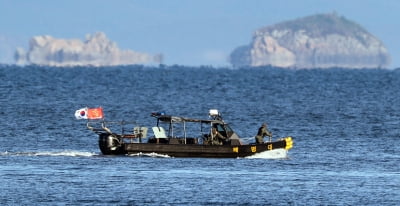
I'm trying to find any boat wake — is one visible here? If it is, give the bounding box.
[0,150,98,157]
[1,150,288,159]
[245,148,289,159]
[127,152,172,158]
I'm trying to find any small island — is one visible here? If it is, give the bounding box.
[230,13,391,69]
[14,32,162,67]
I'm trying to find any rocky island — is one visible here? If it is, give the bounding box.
[15,32,162,66]
[230,13,390,69]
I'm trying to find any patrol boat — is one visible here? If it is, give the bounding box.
[85,109,293,158]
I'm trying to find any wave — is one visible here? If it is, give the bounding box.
[0,150,98,157]
[127,152,172,158]
[245,148,289,159]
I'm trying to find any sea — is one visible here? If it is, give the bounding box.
[0,65,399,205]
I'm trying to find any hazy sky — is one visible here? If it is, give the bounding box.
[1,0,399,68]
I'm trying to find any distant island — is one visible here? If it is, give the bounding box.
[14,32,162,67]
[230,13,391,69]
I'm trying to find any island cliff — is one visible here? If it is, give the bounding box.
[15,32,162,66]
[230,13,390,69]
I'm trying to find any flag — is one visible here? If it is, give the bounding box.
[75,107,88,119]
[87,107,104,119]
[75,107,104,120]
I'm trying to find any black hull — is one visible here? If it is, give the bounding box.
[98,134,293,158]
[124,141,287,158]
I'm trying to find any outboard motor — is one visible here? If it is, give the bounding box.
[98,133,121,155]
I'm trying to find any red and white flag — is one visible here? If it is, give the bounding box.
[87,107,104,119]
[75,107,88,119]
[75,107,104,120]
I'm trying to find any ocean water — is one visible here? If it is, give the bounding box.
[0,65,399,205]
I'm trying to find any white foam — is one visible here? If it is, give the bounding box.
[245,148,289,159]
[127,152,171,158]
[34,150,97,157]
[1,150,97,157]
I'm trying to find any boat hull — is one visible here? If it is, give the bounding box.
[98,133,293,158]
[124,141,287,158]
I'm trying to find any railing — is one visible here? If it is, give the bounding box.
[86,120,147,143]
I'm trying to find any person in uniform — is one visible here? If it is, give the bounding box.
[211,127,226,145]
[255,123,272,144]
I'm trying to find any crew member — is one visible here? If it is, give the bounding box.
[211,127,226,145]
[255,123,272,144]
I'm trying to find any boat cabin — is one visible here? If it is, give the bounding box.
[149,110,241,146]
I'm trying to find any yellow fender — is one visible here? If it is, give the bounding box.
[284,136,293,150]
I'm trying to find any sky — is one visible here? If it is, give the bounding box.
[1,0,400,68]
